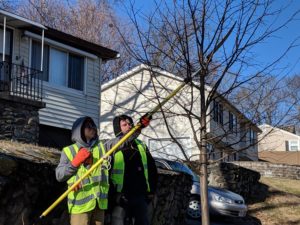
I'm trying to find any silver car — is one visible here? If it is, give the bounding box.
[154,158,247,220]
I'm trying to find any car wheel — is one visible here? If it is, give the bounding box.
[187,195,201,219]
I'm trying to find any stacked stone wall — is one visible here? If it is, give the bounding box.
[207,162,261,202]
[232,161,300,180]
[0,98,39,144]
[0,151,192,225]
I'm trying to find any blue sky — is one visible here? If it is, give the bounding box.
[115,0,300,77]
[252,0,300,76]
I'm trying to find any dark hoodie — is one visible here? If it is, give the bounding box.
[56,116,140,182]
[111,115,157,196]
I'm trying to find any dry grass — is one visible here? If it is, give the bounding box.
[0,140,60,164]
[248,177,300,225]
[260,177,300,196]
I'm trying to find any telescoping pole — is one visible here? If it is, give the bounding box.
[40,76,192,219]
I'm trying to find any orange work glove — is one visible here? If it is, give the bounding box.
[71,148,91,167]
[140,114,152,128]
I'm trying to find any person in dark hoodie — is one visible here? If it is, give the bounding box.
[56,116,144,225]
[109,115,158,225]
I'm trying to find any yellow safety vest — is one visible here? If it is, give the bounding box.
[111,139,150,193]
[63,142,109,214]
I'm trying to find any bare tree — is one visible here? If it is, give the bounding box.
[113,1,300,224]
[284,74,300,126]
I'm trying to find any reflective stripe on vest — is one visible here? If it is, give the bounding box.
[63,141,109,213]
[68,192,108,206]
[111,139,150,192]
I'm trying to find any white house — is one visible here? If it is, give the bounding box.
[99,64,260,161]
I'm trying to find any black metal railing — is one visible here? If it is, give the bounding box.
[0,61,43,102]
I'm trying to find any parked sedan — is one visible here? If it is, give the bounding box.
[154,158,247,220]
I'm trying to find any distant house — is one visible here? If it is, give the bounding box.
[258,124,300,165]
[0,9,118,148]
[99,64,260,161]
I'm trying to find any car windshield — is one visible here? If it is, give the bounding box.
[166,160,199,182]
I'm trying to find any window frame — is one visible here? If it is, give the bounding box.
[229,111,238,135]
[29,38,86,92]
[248,128,256,145]
[212,100,223,125]
[288,140,299,151]
[0,26,13,59]
[31,39,50,81]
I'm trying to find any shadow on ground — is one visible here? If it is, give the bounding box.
[186,215,262,225]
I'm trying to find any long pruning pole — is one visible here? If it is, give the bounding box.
[40,76,192,219]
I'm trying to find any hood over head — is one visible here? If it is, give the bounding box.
[113,114,134,137]
[71,116,98,147]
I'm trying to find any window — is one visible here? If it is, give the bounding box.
[213,100,223,125]
[49,48,67,86]
[31,40,49,81]
[206,143,216,160]
[233,152,238,161]
[248,129,255,145]
[288,140,299,151]
[31,41,85,91]
[229,112,237,134]
[0,28,12,56]
[68,53,84,90]
[0,28,12,82]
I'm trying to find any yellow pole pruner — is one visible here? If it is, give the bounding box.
[40,72,194,219]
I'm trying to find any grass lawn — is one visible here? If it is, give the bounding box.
[248,177,300,225]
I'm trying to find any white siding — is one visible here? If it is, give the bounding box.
[39,57,100,129]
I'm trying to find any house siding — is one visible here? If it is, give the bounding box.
[39,57,101,129]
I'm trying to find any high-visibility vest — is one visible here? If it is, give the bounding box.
[111,139,150,193]
[63,141,109,214]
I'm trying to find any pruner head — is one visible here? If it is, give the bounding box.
[184,77,192,84]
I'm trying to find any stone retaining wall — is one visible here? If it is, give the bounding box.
[207,162,261,202]
[0,152,192,225]
[232,161,300,180]
[0,98,40,144]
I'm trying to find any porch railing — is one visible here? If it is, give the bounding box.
[0,61,43,102]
